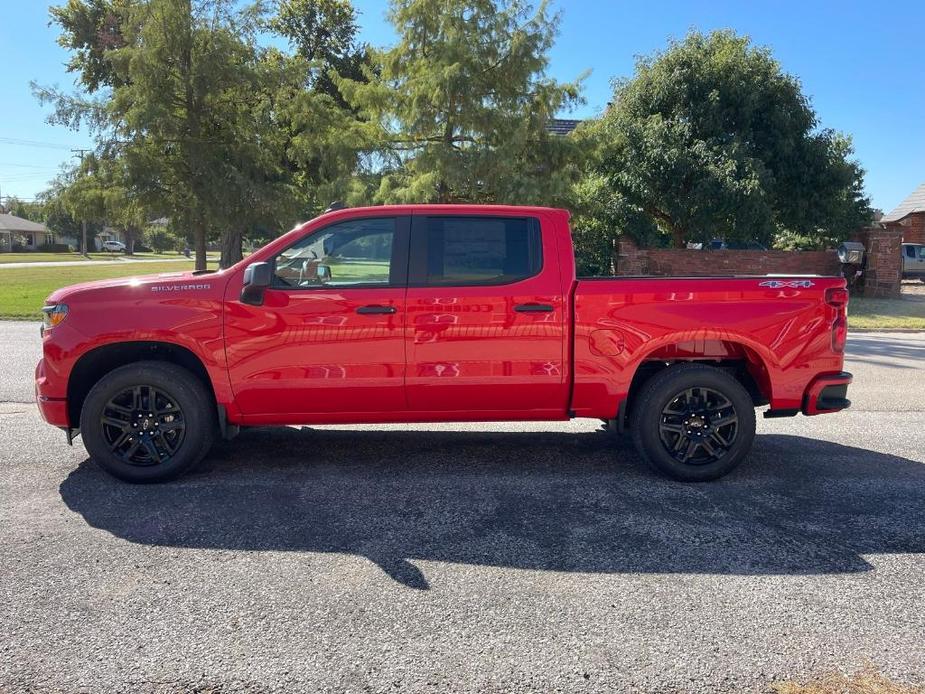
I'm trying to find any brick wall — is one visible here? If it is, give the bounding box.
[615,238,841,277]
[885,211,925,244]
[850,226,903,297]
[615,229,903,297]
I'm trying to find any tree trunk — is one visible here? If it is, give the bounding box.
[81,220,88,256]
[645,205,687,248]
[193,217,208,272]
[124,226,136,256]
[220,228,243,268]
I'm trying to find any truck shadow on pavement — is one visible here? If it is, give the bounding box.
[60,429,925,589]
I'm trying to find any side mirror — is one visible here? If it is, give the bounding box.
[241,262,272,306]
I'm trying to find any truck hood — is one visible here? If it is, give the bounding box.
[45,270,219,304]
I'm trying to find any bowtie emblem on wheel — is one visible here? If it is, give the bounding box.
[759,280,816,289]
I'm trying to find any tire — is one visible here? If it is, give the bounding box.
[630,364,756,482]
[79,361,217,483]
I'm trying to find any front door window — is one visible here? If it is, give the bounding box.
[273,218,397,289]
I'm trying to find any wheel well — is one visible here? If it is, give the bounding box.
[67,342,216,426]
[621,356,769,429]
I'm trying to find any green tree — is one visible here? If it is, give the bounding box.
[43,0,379,268]
[55,156,108,253]
[261,0,381,221]
[2,197,45,223]
[50,0,130,92]
[582,30,870,249]
[338,0,584,204]
[38,181,100,251]
[143,221,180,252]
[40,0,276,270]
[267,0,370,108]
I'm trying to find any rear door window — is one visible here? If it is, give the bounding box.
[413,216,542,286]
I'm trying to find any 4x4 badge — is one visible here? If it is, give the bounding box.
[759,280,815,289]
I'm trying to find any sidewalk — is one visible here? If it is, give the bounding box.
[0,257,194,269]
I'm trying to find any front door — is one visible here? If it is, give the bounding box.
[225,215,410,419]
[404,213,567,416]
[906,244,925,276]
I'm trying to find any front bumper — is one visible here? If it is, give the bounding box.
[802,371,853,416]
[35,358,69,428]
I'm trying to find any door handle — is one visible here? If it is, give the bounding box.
[514,303,554,313]
[356,305,397,314]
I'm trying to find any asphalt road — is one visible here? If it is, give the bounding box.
[1,321,923,693]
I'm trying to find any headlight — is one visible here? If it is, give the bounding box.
[41,304,68,334]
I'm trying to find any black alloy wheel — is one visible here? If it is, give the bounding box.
[80,361,216,483]
[101,384,187,466]
[657,386,739,465]
[630,364,756,482]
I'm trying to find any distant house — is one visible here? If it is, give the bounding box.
[0,213,53,252]
[883,182,925,244]
[546,118,582,136]
[97,226,124,245]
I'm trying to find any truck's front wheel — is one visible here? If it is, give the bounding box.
[79,362,216,483]
[630,364,756,482]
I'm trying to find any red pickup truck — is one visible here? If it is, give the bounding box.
[36,205,852,483]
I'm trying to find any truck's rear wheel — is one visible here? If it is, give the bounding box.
[630,364,756,482]
[79,361,216,483]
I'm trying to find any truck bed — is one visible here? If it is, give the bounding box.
[569,275,847,418]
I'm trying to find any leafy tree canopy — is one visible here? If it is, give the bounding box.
[582,30,871,249]
[339,0,584,204]
[50,0,131,92]
[40,0,371,268]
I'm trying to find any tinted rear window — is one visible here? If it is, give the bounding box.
[422,216,541,286]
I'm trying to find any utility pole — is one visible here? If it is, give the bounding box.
[71,149,92,256]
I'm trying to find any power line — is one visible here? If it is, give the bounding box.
[0,137,81,150]
[0,175,57,183]
[0,163,64,170]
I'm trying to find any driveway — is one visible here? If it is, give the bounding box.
[1,323,923,693]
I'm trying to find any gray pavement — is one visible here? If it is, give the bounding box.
[1,321,923,693]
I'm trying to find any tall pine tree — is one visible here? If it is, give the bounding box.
[339,0,584,205]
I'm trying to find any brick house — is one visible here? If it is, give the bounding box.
[882,182,925,244]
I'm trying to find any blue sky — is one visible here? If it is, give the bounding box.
[1,0,923,213]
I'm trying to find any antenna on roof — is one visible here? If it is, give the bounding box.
[325,201,347,213]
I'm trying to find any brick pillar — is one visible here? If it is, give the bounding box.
[615,236,648,276]
[852,227,903,297]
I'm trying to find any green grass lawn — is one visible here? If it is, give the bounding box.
[0,260,212,319]
[849,295,925,330]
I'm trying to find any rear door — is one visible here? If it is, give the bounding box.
[404,213,568,416]
[225,215,410,418]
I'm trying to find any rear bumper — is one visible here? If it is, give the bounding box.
[35,358,69,428]
[802,371,852,416]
